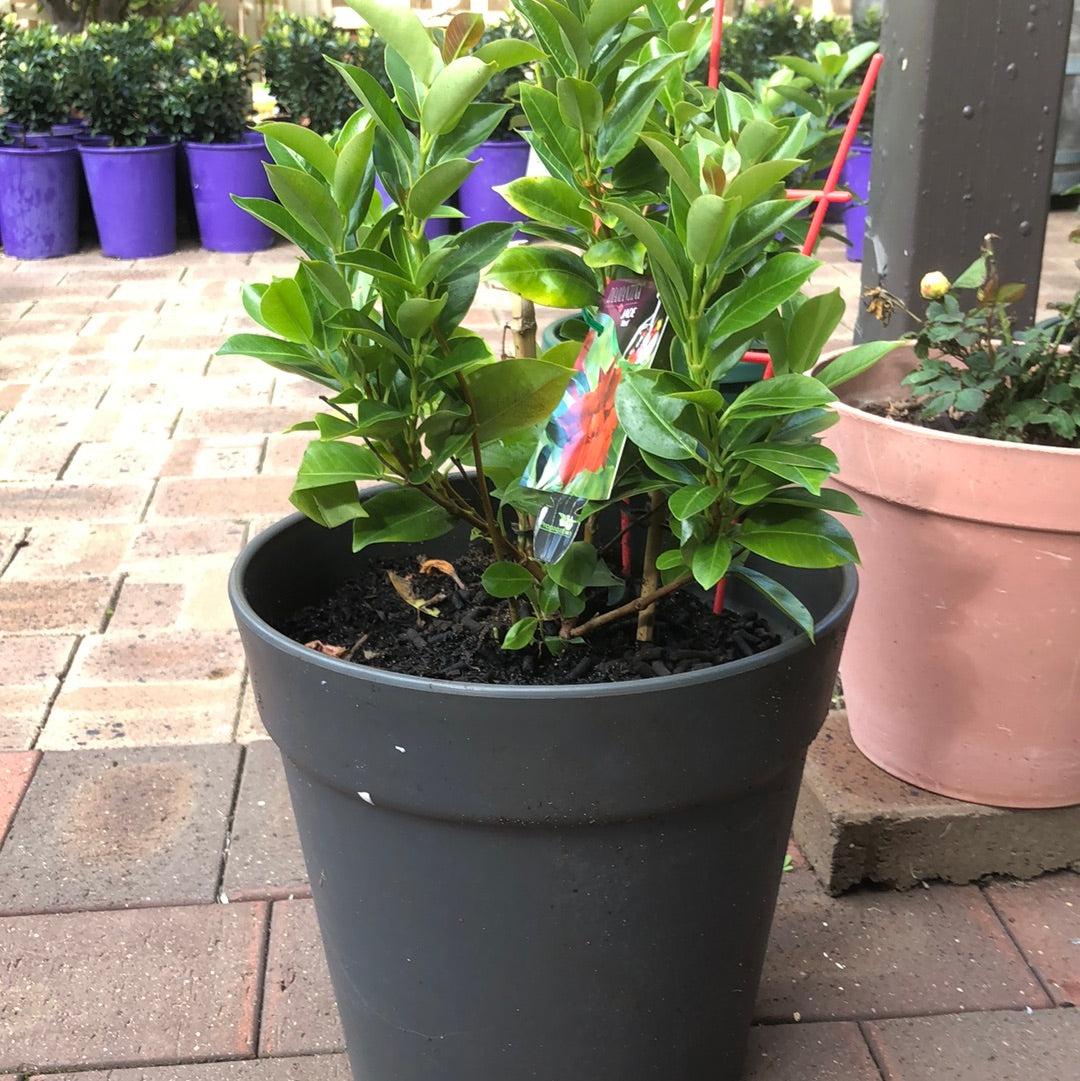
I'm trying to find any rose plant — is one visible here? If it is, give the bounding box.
[219,0,897,666]
[864,236,1080,447]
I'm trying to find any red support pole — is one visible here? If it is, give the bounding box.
[707,0,725,90]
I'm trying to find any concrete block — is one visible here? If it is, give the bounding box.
[793,712,1080,894]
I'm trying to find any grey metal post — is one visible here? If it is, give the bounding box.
[855,0,1072,341]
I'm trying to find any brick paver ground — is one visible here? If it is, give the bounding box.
[0,210,1076,1079]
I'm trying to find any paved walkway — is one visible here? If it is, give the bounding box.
[0,213,1077,1079]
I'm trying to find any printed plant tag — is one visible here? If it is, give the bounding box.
[523,278,667,563]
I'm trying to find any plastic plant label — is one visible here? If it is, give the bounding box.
[522,278,667,563]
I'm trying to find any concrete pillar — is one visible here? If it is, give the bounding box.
[855,0,1072,340]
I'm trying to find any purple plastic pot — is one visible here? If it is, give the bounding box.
[0,143,80,259]
[79,142,177,258]
[840,138,872,263]
[184,138,276,252]
[458,138,530,230]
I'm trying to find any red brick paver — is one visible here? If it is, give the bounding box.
[0,744,241,914]
[744,1020,881,1080]
[260,898,344,1057]
[756,870,1050,1022]
[0,751,40,844]
[866,1008,1080,1081]
[0,903,267,1073]
[985,872,1080,1007]
[35,1055,353,1081]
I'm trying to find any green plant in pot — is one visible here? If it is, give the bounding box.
[223,2,897,1079]
[816,233,1080,809]
[258,13,364,134]
[71,20,182,257]
[0,21,81,259]
[166,4,274,252]
[0,21,75,143]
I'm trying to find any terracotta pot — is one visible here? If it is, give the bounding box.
[819,345,1080,808]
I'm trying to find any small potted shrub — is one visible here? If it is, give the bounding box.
[0,20,81,258]
[223,2,897,1079]
[819,234,1080,807]
[72,20,181,257]
[171,4,273,252]
[258,13,363,134]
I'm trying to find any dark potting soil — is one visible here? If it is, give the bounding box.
[285,543,782,686]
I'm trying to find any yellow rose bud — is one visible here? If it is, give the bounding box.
[920,271,951,299]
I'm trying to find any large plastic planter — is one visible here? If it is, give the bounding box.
[229,488,857,1081]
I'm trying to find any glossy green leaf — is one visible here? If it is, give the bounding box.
[397,296,448,337]
[584,0,640,42]
[290,482,369,529]
[786,289,845,375]
[350,486,455,552]
[473,38,547,69]
[502,617,539,650]
[738,507,858,568]
[407,157,476,220]
[557,76,603,135]
[546,541,623,592]
[487,246,600,309]
[498,176,594,231]
[481,561,535,598]
[465,357,572,442]
[669,485,722,521]
[328,59,415,160]
[615,368,698,460]
[723,158,803,206]
[722,374,836,421]
[421,56,496,136]
[259,278,314,344]
[596,55,681,168]
[520,85,581,185]
[257,121,337,184]
[691,536,732,589]
[731,444,837,493]
[332,122,375,217]
[685,193,739,267]
[265,165,342,249]
[762,486,861,516]
[217,333,337,388]
[729,565,814,640]
[639,132,699,203]
[583,235,646,274]
[232,196,331,261]
[707,253,819,341]
[344,0,442,86]
[815,340,906,389]
[293,439,385,489]
[299,261,352,312]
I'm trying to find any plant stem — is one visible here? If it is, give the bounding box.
[635,490,665,643]
[564,573,692,639]
[510,294,537,359]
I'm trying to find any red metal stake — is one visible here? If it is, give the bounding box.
[707,0,725,90]
[712,53,885,615]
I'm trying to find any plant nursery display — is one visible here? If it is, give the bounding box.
[172,4,274,252]
[820,235,1080,808]
[0,20,80,258]
[71,20,182,256]
[225,2,897,1079]
[258,13,366,134]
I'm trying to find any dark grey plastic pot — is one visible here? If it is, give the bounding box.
[229,504,856,1081]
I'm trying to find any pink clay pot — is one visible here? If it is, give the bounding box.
[819,345,1080,808]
